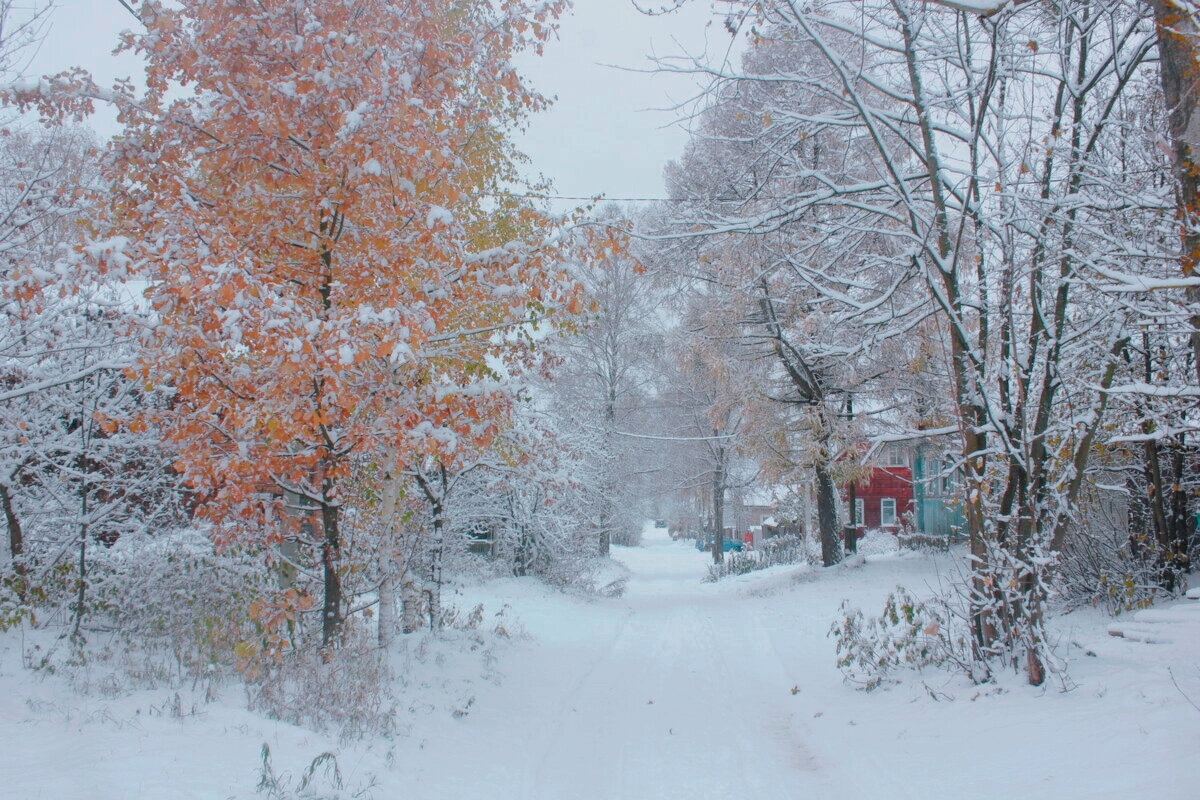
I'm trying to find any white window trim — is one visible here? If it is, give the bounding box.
[880,497,897,526]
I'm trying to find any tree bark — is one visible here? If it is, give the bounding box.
[1133,335,1193,591]
[71,483,89,642]
[599,383,616,556]
[1145,0,1200,385]
[0,481,21,561]
[428,507,444,628]
[515,523,534,576]
[1147,1,1200,580]
[416,464,448,629]
[1165,438,1191,591]
[898,1,994,664]
[844,397,857,554]
[814,461,841,567]
[0,481,25,602]
[378,564,395,648]
[711,444,726,565]
[756,284,841,566]
[376,460,402,648]
[401,571,422,634]
[320,499,342,649]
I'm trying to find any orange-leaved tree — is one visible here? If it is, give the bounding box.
[12,0,582,649]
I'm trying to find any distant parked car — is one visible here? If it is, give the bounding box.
[654,519,668,529]
[695,537,744,553]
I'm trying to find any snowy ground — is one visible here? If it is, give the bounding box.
[2,523,1198,799]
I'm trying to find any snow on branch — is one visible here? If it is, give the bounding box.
[1098,382,1200,398]
[0,359,129,404]
[863,426,960,461]
[869,425,960,445]
[924,0,1016,13]
[1085,260,1200,293]
[0,69,131,124]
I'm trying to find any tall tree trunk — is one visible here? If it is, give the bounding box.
[0,481,21,561]
[597,508,612,556]
[1143,437,1172,555]
[71,483,89,642]
[711,445,726,565]
[416,465,448,629]
[401,570,422,634]
[317,244,342,650]
[320,499,342,649]
[1146,0,1200,385]
[814,461,841,567]
[515,524,533,577]
[844,397,857,554]
[378,564,396,648]
[0,481,26,602]
[428,506,444,629]
[897,0,995,665]
[1134,335,1193,590]
[845,479,858,554]
[1164,436,1192,591]
[599,385,616,556]
[756,284,841,565]
[377,461,402,648]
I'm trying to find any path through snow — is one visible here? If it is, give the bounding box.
[422,525,838,800]
[402,524,1200,800]
[1,523,1197,798]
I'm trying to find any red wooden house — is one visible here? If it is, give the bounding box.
[843,448,915,535]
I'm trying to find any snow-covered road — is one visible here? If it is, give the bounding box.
[401,525,1200,800]
[2,523,1198,798]
[429,526,837,800]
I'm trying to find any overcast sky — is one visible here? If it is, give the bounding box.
[29,0,733,206]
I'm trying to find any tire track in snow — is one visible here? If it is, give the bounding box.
[430,531,854,800]
[518,579,841,799]
[525,604,635,798]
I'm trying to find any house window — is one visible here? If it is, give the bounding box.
[886,449,907,468]
[941,465,955,495]
[924,457,940,495]
[880,498,897,526]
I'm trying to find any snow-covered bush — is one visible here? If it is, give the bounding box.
[853,530,902,558]
[246,624,399,741]
[897,532,957,552]
[1058,519,1177,615]
[20,529,272,688]
[706,535,806,581]
[829,587,971,690]
[0,122,198,641]
[445,417,600,591]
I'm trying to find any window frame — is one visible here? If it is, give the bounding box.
[880,497,897,527]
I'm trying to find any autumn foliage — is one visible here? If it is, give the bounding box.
[6,0,586,646]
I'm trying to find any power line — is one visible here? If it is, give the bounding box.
[488,191,847,204]
[487,192,688,204]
